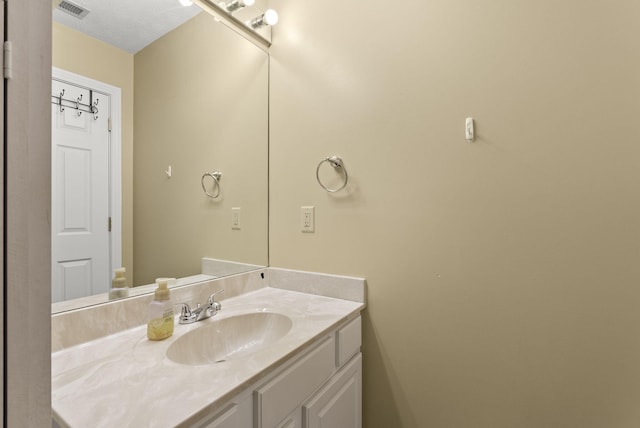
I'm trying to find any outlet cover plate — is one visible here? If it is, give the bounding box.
[301,206,315,233]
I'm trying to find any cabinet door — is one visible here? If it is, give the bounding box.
[303,354,362,428]
[255,336,335,428]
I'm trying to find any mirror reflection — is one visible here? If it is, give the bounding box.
[51,0,269,313]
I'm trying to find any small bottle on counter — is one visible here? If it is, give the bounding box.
[108,267,129,300]
[147,278,175,341]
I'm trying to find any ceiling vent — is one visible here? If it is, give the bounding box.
[57,0,90,19]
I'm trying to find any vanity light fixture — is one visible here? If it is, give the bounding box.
[248,9,279,28]
[224,0,255,13]
[192,0,275,47]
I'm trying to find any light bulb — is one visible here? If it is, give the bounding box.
[263,9,278,25]
[249,9,279,28]
[225,0,254,12]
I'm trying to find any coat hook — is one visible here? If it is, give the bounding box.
[165,165,172,178]
[58,89,65,112]
[92,98,99,120]
[76,94,83,117]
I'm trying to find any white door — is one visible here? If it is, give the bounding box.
[51,78,111,302]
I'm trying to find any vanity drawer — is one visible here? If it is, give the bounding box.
[192,390,253,428]
[336,316,361,367]
[255,335,335,428]
[195,403,238,428]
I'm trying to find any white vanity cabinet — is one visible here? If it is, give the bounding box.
[52,273,367,427]
[195,315,362,428]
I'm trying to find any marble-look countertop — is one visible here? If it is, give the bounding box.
[52,287,364,427]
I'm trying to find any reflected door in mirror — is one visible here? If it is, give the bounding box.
[51,79,111,302]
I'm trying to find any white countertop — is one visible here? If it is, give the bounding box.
[52,287,364,427]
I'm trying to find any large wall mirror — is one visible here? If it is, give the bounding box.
[51,0,269,313]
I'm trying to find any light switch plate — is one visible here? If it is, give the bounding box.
[232,207,241,230]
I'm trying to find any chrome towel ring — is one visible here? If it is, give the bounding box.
[201,171,222,199]
[316,156,348,193]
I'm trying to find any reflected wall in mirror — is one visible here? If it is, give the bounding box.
[51,4,269,313]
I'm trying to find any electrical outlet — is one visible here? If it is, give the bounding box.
[301,206,315,233]
[232,207,241,230]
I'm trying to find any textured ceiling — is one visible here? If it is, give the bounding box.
[53,0,202,54]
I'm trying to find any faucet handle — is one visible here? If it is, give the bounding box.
[176,302,196,324]
[207,289,224,312]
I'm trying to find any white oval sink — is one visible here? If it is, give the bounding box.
[166,312,293,365]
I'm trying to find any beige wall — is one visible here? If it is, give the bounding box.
[133,13,268,285]
[52,22,135,286]
[269,1,640,427]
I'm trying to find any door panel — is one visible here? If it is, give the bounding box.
[54,259,92,302]
[58,145,91,232]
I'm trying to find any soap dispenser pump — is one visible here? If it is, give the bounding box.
[147,278,175,341]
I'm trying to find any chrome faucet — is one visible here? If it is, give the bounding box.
[176,289,224,324]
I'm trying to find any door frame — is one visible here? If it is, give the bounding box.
[51,67,122,277]
[5,0,52,424]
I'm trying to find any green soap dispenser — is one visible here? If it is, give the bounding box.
[147,278,175,341]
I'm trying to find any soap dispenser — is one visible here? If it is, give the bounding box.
[108,267,129,300]
[147,278,175,341]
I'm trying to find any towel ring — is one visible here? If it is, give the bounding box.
[316,156,348,193]
[201,171,222,199]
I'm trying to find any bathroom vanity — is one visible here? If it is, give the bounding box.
[51,268,365,427]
